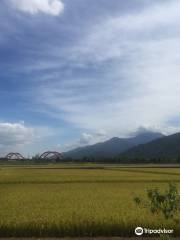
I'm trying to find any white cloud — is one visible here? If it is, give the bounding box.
[0,122,35,156]
[39,0,180,137]
[10,0,64,16]
[71,1,180,63]
[62,130,107,151]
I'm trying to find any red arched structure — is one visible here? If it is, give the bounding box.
[5,152,25,160]
[39,151,62,161]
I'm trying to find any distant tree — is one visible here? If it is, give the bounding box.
[31,154,40,162]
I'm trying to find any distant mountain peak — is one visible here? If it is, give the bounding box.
[64,130,164,159]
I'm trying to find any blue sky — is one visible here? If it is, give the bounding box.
[1,0,180,156]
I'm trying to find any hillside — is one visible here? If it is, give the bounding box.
[121,132,180,158]
[64,132,163,159]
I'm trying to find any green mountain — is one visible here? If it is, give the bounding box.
[64,132,163,159]
[121,132,180,159]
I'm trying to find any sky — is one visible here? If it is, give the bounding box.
[1,0,180,156]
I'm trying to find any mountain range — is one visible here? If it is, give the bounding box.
[121,132,180,159]
[64,131,164,159]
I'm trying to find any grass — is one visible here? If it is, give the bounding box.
[0,164,179,238]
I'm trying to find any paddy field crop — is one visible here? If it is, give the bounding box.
[0,164,179,238]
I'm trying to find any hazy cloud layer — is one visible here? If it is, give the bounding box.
[40,0,180,138]
[10,0,64,15]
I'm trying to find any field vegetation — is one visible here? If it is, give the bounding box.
[0,164,179,237]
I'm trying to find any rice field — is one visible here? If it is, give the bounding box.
[0,164,179,238]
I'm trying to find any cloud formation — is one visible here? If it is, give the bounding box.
[0,122,35,155]
[39,0,180,137]
[2,0,180,153]
[10,0,64,16]
[62,130,107,151]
